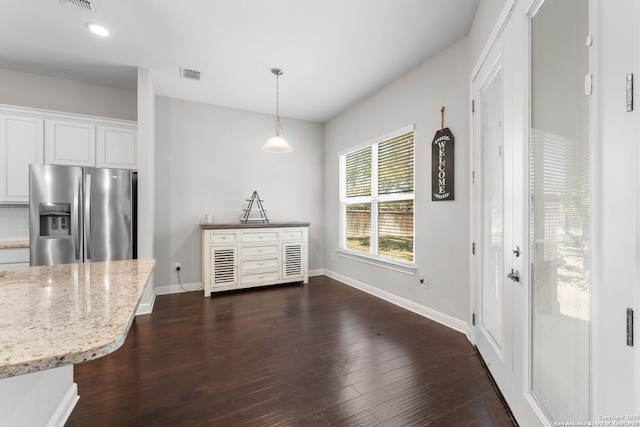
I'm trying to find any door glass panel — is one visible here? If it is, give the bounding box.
[481,66,504,349]
[530,0,590,422]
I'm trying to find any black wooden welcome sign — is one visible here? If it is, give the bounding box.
[431,126,455,201]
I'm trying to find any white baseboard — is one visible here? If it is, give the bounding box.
[48,383,79,427]
[154,274,326,295]
[325,270,469,336]
[155,281,203,296]
[135,291,156,316]
[309,268,325,277]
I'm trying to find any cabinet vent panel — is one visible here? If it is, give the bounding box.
[284,245,302,277]
[213,248,236,284]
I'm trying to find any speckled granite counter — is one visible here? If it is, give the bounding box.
[0,259,155,379]
[200,221,310,229]
[0,239,29,249]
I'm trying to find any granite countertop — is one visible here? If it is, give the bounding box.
[0,240,29,249]
[0,259,155,379]
[201,222,310,229]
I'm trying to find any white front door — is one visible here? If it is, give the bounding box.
[472,18,538,423]
[472,29,513,398]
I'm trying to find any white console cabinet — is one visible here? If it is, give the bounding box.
[201,223,309,296]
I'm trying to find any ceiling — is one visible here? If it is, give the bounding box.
[0,0,479,123]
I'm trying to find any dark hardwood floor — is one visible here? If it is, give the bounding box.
[64,276,515,427]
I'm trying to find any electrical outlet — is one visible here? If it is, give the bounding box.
[175,262,181,271]
[419,274,427,289]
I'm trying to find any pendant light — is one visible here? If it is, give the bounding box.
[262,68,292,153]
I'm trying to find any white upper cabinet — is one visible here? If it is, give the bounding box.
[0,104,138,204]
[0,114,44,203]
[96,125,137,169]
[45,119,96,167]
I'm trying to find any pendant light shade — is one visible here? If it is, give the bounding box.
[262,68,292,153]
[263,134,292,152]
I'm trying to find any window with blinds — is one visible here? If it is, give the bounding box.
[340,128,414,263]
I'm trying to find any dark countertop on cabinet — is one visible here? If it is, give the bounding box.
[200,222,310,229]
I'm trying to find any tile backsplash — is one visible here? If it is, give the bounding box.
[0,205,29,240]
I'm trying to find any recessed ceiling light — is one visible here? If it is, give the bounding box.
[87,23,109,37]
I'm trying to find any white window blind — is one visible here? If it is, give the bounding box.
[378,133,414,195]
[341,128,414,264]
[345,146,371,198]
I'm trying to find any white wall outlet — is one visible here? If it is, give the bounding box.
[175,262,181,271]
[419,274,427,288]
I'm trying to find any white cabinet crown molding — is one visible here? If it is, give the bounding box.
[0,104,137,129]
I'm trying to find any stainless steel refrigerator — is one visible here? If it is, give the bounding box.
[29,164,137,266]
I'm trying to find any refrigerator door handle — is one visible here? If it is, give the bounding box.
[73,174,81,261]
[84,173,92,261]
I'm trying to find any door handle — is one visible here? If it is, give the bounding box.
[84,173,92,261]
[507,269,520,282]
[73,174,81,261]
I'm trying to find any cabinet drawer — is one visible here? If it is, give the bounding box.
[282,229,305,241]
[240,230,279,243]
[241,244,279,258]
[240,257,280,272]
[0,247,29,265]
[209,231,238,244]
[240,270,279,285]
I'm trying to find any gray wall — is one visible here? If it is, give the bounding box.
[322,0,508,324]
[0,68,136,120]
[154,96,325,289]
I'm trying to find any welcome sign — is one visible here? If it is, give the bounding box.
[431,127,454,201]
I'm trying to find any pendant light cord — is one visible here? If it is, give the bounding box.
[273,68,283,135]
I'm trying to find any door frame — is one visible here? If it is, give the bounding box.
[472,0,640,422]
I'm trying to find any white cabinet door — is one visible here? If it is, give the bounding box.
[0,247,29,270]
[282,242,306,281]
[210,246,238,289]
[0,115,44,203]
[45,120,95,166]
[96,125,137,169]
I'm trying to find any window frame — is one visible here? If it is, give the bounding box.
[338,124,416,275]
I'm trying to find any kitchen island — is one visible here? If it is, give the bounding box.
[0,259,155,427]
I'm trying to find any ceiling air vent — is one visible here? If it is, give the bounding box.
[60,0,97,12]
[180,67,201,81]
